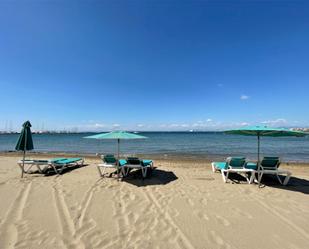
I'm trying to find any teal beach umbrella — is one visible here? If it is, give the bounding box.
[84,131,147,177]
[15,121,34,178]
[225,125,307,185]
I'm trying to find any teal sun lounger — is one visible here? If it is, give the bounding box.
[212,157,256,184]
[47,157,84,175]
[122,157,154,178]
[97,154,127,177]
[249,157,292,185]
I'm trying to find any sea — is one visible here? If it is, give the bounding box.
[1,132,309,162]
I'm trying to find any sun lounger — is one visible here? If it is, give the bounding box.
[47,158,84,174]
[255,157,292,185]
[218,157,256,184]
[17,158,66,174]
[97,155,126,177]
[122,157,154,178]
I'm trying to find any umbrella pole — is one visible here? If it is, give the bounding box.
[258,135,260,164]
[117,139,120,179]
[21,129,27,178]
[22,150,25,178]
[257,134,261,187]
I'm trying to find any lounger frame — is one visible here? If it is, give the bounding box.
[213,158,256,184]
[97,163,119,177]
[257,159,291,185]
[48,158,84,175]
[17,160,49,174]
[96,155,124,178]
[221,167,256,184]
[123,161,154,178]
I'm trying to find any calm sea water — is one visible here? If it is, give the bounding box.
[1,132,309,162]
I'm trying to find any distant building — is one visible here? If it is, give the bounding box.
[292,128,309,132]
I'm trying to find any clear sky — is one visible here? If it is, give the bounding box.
[1,0,309,131]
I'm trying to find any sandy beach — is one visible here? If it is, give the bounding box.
[0,154,309,249]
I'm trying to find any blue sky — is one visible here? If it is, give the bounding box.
[1,0,309,131]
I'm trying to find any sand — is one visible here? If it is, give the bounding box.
[0,155,309,249]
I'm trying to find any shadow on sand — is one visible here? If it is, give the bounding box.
[121,168,178,187]
[27,164,89,176]
[261,175,309,195]
[227,173,309,194]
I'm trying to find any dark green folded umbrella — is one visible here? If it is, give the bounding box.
[15,121,34,178]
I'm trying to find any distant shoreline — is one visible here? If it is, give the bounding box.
[1,130,308,135]
[2,151,309,165]
[0,131,226,135]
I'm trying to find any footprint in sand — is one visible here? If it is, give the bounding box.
[81,228,105,248]
[127,212,139,224]
[231,207,253,219]
[194,210,210,221]
[169,206,180,218]
[200,198,208,206]
[210,230,232,249]
[14,239,29,248]
[215,215,230,227]
[186,198,195,207]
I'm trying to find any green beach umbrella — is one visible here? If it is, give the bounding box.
[84,131,147,177]
[225,125,307,185]
[15,121,34,178]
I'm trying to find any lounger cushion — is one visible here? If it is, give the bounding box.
[54,158,82,164]
[127,157,141,165]
[34,160,49,163]
[227,157,246,168]
[49,158,66,163]
[261,157,280,168]
[263,157,279,160]
[118,159,127,167]
[142,160,152,166]
[105,154,115,157]
[213,162,228,170]
[245,162,258,170]
[103,155,117,164]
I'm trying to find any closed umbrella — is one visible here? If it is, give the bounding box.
[15,121,34,178]
[84,131,147,177]
[225,125,306,185]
